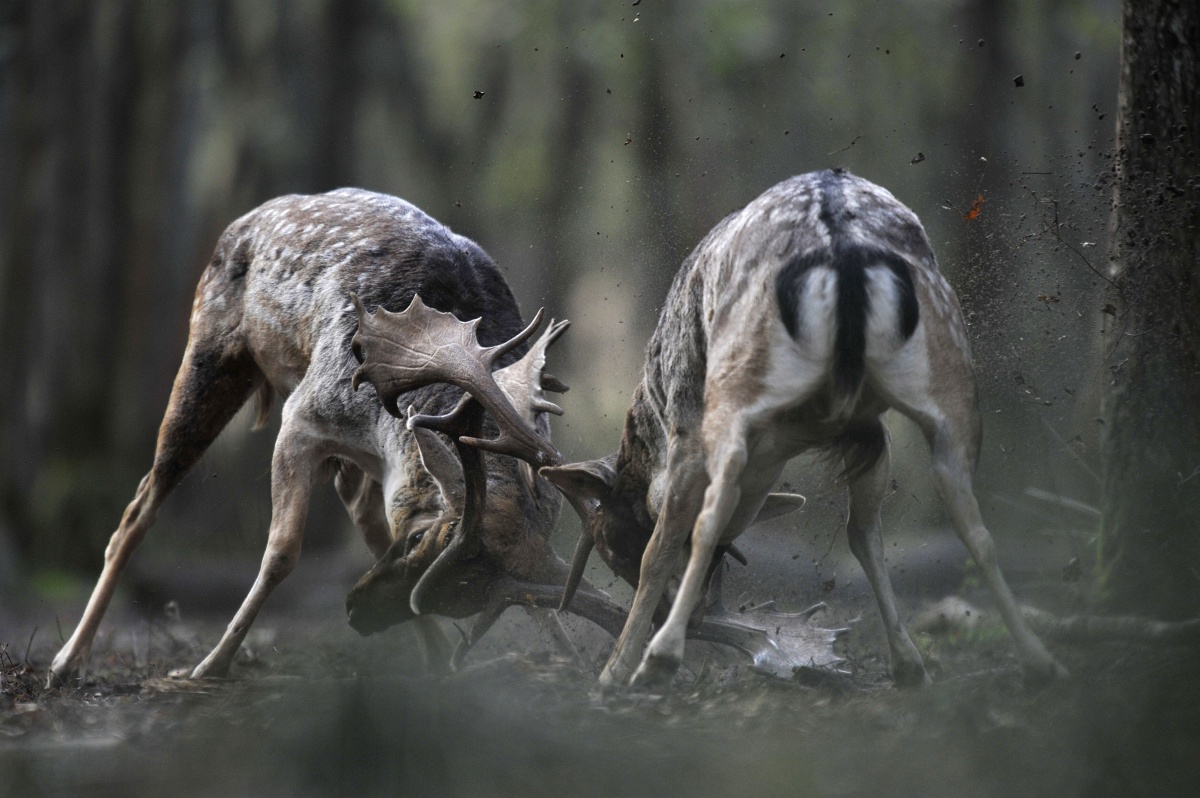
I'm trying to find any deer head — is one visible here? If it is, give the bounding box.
[542,455,806,612]
[344,294,569,633]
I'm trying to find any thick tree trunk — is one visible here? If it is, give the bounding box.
[1103,0,1200,617]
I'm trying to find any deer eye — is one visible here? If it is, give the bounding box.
[405,530,425,553]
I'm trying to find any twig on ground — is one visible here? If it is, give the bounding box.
[1023,487,1101,518]
[23,626,38,666]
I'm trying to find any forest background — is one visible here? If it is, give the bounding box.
[0,0,1125,612]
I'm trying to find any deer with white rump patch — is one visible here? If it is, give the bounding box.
[49,188,577,683]
[544,169,1068,687]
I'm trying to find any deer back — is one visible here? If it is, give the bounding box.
[199,189,523,395]
[201,188,562,577]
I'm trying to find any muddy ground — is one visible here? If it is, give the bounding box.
[2,538,1198,798]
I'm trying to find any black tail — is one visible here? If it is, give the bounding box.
[775,169,919,420]
[828,418,889,481]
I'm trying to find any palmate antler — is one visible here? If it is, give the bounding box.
[351,294,565,466]
[350,294,569,613]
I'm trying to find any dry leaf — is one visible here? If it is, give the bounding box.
[962,194,985,221]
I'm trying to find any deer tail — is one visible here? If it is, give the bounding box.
[252,381,274,430]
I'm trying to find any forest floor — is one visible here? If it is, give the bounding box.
[3,581,1198,798]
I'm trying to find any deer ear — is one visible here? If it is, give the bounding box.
[540,458,616,502]
[410,409,465,510]
[751,492,806,526]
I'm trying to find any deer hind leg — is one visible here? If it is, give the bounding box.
[332,462,453,670]
[190,402,321,678]
[843,421,929,686]
[634,418,750,688]
[923,415,1067,685]
[49,342,263,682]
[600,434,708,687]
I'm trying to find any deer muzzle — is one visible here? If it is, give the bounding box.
[345,557,417,635]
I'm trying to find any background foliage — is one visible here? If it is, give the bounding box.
[0,0,1120,595]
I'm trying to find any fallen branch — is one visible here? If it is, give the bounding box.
[1021,605,1200,645]
[915,596,1200,646]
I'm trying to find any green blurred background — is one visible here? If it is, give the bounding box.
[0,0,1119,600]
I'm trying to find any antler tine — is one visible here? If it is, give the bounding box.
[458,315,571,466]
[457,428,560,465]
[407,393,477,439]
[472,316,571,460]
[484,306,545,365]
[504,317,571,418]
[542,373,569,394]
[558,495,596,612]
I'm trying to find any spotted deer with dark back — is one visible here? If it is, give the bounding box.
[543,169,1069,688]
[49,188,581,683]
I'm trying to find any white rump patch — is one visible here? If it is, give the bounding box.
[796,267,838,353]
[863,265,908,360]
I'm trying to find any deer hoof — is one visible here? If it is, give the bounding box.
[1022,658,1069,691]
[45,666,78,690]
[630,651,679,690]
[891,659,932,689]
[598,660,628,688]
[189,655,233,680]
[46,651,86,689]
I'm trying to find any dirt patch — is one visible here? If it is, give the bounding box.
[2,604,1198,798]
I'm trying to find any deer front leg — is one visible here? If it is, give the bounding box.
[634,421,748,688]
[600,437,707,687]
[844,422,929,687]
[190,417,321,679]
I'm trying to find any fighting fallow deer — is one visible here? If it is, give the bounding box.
[543,169,1068,688]
[48,188,576,682]
[344,295,844,676]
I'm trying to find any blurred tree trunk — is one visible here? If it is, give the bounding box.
[0,1,139,568]
[633,9,684,300]
[1103,0,1200,617]
[315,0,362,191]
[528,6,595,318]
